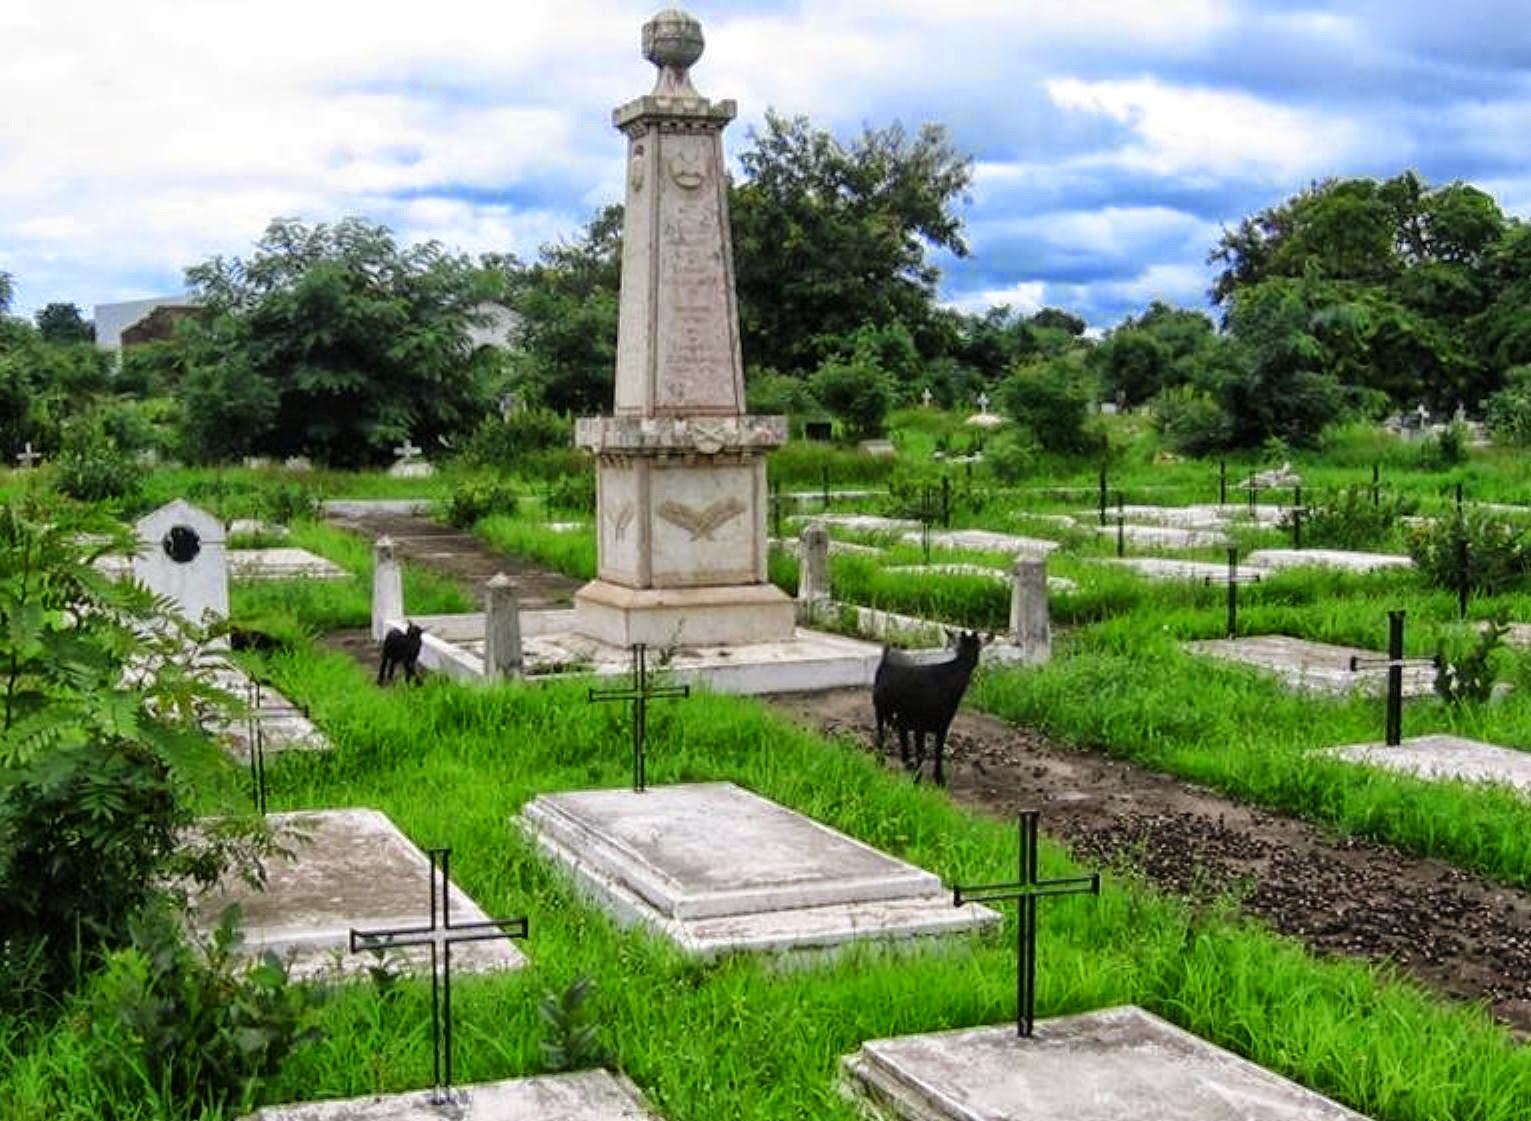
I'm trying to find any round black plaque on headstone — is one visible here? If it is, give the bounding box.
[162,525,202,564]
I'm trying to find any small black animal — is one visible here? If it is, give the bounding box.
[229,628,287,653]
[377,623,424,685]
[872,630,983,786]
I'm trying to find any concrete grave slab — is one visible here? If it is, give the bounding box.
[519,782,999,957]
[209,660,329,758]
[1105,557,1241,582]
[1184,635,1437,697]
[771,536,882,557]
[1079,504,1286,530]
[1244,548,1414,574]
[190,809,528,980]
[792,513,921,535]
[1095,523,1227,549]
[841,1005,1369,1121]
[241,1071,658,1121]
[229,548,349,582]
[902,529,1059,557]
[322,499,435,519]
[1329,734,1531,796]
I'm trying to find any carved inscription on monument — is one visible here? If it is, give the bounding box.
[656,131,737,412]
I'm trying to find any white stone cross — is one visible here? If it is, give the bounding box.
[393,440,423,464]
[976,391,991,413]
[15,441,41,468]
[921,388,934,408]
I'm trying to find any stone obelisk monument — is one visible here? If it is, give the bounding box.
[574,8,795,648]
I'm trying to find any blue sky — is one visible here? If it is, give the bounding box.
[2,1,1528,331]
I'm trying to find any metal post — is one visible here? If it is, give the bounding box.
[1386,610,1405,747]
[1248,478,1257,515]
[1372,463,1380,508]
[771,481,782,539]
[1292,485,1303,551]
[1098,467,1107,527]
[822,465,830,508]
[1455,483,1469,619]
[1219,460,1227,505]
[1226,548,1238,639]
[1115,493,1125,558]
[942,475,952,528]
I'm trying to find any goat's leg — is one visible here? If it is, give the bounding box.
[897,724,911,768]
[377,656,391,686]
[933,729,947,786]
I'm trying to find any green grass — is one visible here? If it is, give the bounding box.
[473,514,597,581]
[6,645,1528,1120]
[230,520,474,632]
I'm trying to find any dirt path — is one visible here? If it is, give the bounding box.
[772,688,1531,1038]
[327,511,582,609]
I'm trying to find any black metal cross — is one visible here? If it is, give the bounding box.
[1203,547,1262,639]
[1286,484,1309,550]
[349,849,529,1105]
[246,676,268,815]
[953,811,1101,1038]
[587,643,690,792]
[1348,610,1440,746]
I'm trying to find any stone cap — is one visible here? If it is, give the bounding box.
[614,8,736,130]
[576,414,786,455]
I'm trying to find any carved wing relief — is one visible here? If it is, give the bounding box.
[657,497,745,541]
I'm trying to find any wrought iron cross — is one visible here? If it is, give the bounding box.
[953,811,1101,1038]
[1286,484,1310,550]
[587,643,689,792]
[1348,610,1439,746]
[15,441,41,468]
[349,849,529,1106]
[1203,547,1262,639]
[246,676,268,815]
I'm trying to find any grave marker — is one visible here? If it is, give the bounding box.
[1203,548,1261,639]
[15,441,42,468]
[1348,610,1439,746]
[131,499,228,624]
[350,848,529,1106]
[586,643,690,791]
[953,811,1101,1037]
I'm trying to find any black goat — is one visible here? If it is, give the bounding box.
[872,631,982,786]
[377,623,424,685]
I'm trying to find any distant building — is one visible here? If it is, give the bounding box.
[94,295,202,352]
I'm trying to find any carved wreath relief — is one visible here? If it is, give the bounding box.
[657,497,745,541]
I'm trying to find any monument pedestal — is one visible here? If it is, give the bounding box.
[574,581,795,648]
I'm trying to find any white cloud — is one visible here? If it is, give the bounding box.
[943,282,1047,317]
[1045,76,1370,181]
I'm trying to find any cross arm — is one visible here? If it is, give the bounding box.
[954,872,1100,907]
[1348,654,1439,672]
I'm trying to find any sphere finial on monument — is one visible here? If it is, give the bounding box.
[642,8,705,96]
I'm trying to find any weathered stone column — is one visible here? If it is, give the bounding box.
[573,8,795,649]
[1009,557,1051,660]
[796,522,830,624]
[372,536,403,642]
[484,573,523,679]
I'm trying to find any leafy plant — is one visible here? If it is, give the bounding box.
[442,478,519,529]
[84,903,326,1115]
[538,976,609,1072]
[0,493,249,997]
[1297,484,1416,550]
[1434,622,1507,706]
[53,411,142,503]
[1406,508,1531,596]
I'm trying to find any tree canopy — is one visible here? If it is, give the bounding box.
[179,217,507,466]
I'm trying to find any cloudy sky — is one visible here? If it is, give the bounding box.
[3,1,1528,330]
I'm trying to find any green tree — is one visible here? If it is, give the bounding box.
[181,217,505,466]
[810,356,892,440]
[502,206,621,414]
[999,357,1101,455]
[0,494,251,997]
[34,302,94,344]
[731,112,973,375]
[0,271,13,315]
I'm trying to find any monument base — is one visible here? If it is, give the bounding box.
[574,579,796,647]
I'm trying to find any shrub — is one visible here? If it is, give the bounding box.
[1418,420,1470,468]
[458,406,572,469]
[1406,509,1531,596]
[1434,623,1507,707]
[745,370,820,419]
[443,477,519,528]
[53,411,141,503]
[85,904,326,1114]
[1152,384,1231,457]
[545,471,596,516]
[998,359,1102,456]
[984,429,1041,483]
[1297,485,1416,550]
[1485,365,1531,446]
[810,358,892,440]
[538,976,609,1073]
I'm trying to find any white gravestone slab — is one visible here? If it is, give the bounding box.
[240,1070,659,1121]
[189,809,528,980]
[1184,635,1437,697]
[903,529,1059,557]
[1096,523,1227,550]
[1105,557,1241,582]
[884,564,1077,593]
[229,548,349,582]
[1244,548,1414,574]
[1329,734,1531,796]
[795,514,919,535]
[131,499,228,623]
[519,782,998,957]
[841,1005,1369,1121]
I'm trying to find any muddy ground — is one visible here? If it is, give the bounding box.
[322,509,1531,1037]
[773,688,1531,1038]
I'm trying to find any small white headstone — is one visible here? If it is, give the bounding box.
[15,441,42,468]
[131,499,228,624]
[921,388,934,408]
[388,439,435,478]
